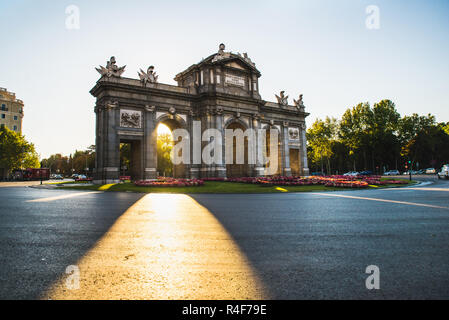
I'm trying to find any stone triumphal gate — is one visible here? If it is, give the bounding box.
[91,44,309,184]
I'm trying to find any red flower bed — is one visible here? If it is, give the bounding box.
[134,178,204,187]
[133,175,408,189]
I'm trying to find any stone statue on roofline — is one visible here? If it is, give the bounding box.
[212,43,231,62]
[275,91,289,106]
[96,56,126,78]
[293,94,305,110]
[138,66,159,86]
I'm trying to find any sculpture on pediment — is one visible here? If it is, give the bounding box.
[294,94,305,110]
[275,91,289,106]
[212,43,231,62]
[138,66,159,86]
[96,56,126,78]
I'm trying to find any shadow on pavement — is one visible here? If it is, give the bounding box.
[0,188,145,299]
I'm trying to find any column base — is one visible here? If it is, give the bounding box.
[283,168,292,177]
[144,168,157,180]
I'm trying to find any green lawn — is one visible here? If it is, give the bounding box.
[57,180,416,194]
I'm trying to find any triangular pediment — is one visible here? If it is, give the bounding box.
[225,60,248,71]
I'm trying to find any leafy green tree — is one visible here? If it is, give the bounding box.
[157,133,173,177]
[0,126,40,178]
[307,117,338,174]
[339,102,372,171]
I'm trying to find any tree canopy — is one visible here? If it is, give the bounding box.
[307,100,449,174]
[0,126,40,177]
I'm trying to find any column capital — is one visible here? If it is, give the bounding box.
[145,105,155,112]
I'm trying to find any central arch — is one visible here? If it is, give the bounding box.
[155,115,188,178]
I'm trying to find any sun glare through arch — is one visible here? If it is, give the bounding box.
[157,123,172,135]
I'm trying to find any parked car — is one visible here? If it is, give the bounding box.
[403,170,418,175]
[75,175,93,182]
[384,170,400,176]
[417,169,426,174]
[53,174,64,180]
[437,165,449,180]
[343,171,359,177]
[425,168,436,174]
[359,170,373,176]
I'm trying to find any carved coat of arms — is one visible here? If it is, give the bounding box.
[120,110,142,128]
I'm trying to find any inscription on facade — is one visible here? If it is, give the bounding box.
[120,109,142,128]
[225,74,245,87]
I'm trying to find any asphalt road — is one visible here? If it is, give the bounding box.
[0,176,448,299]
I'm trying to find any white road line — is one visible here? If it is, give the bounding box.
[309,192,449,210]
[27,191,103,203]
[403,187,449,192]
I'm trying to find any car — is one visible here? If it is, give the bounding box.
[384,170,400,176]
[359,170,373,176]
[343,171,359,177]
[53,174,64,180]
[437,165,449,180]
[402,170,418,175]
[425,168,436,174]
[417,169,426,174]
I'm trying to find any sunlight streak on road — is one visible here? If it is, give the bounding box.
[27,191,103,203]
[43,194,268,300]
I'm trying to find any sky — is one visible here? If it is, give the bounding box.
[0,0,448,159]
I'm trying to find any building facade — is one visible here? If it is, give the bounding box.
[0,87,24,133]
[91,44,310,183]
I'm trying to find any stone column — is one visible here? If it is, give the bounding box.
[93,105,103,184]
[144,105,157,179]
[252,113,264,177]
[300,123,310,176]
[282,121,292,177]
[215,107,226,178]
[103,101,120,183]
[189,108,201,179]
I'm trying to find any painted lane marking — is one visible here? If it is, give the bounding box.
[309,193,449,210]
[27,191,103,203]
[402,187,449,192]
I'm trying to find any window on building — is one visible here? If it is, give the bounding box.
[14,116,18,121]
[1,114,5,119]
[13,126,17,131]
[0,124,4,129]
[1,104,5,111]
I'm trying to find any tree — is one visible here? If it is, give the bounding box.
[339,102,372,171]
[157,133,173,176]
[41,147,95,176]
[307,117,338,174]
[0,126,40,179]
